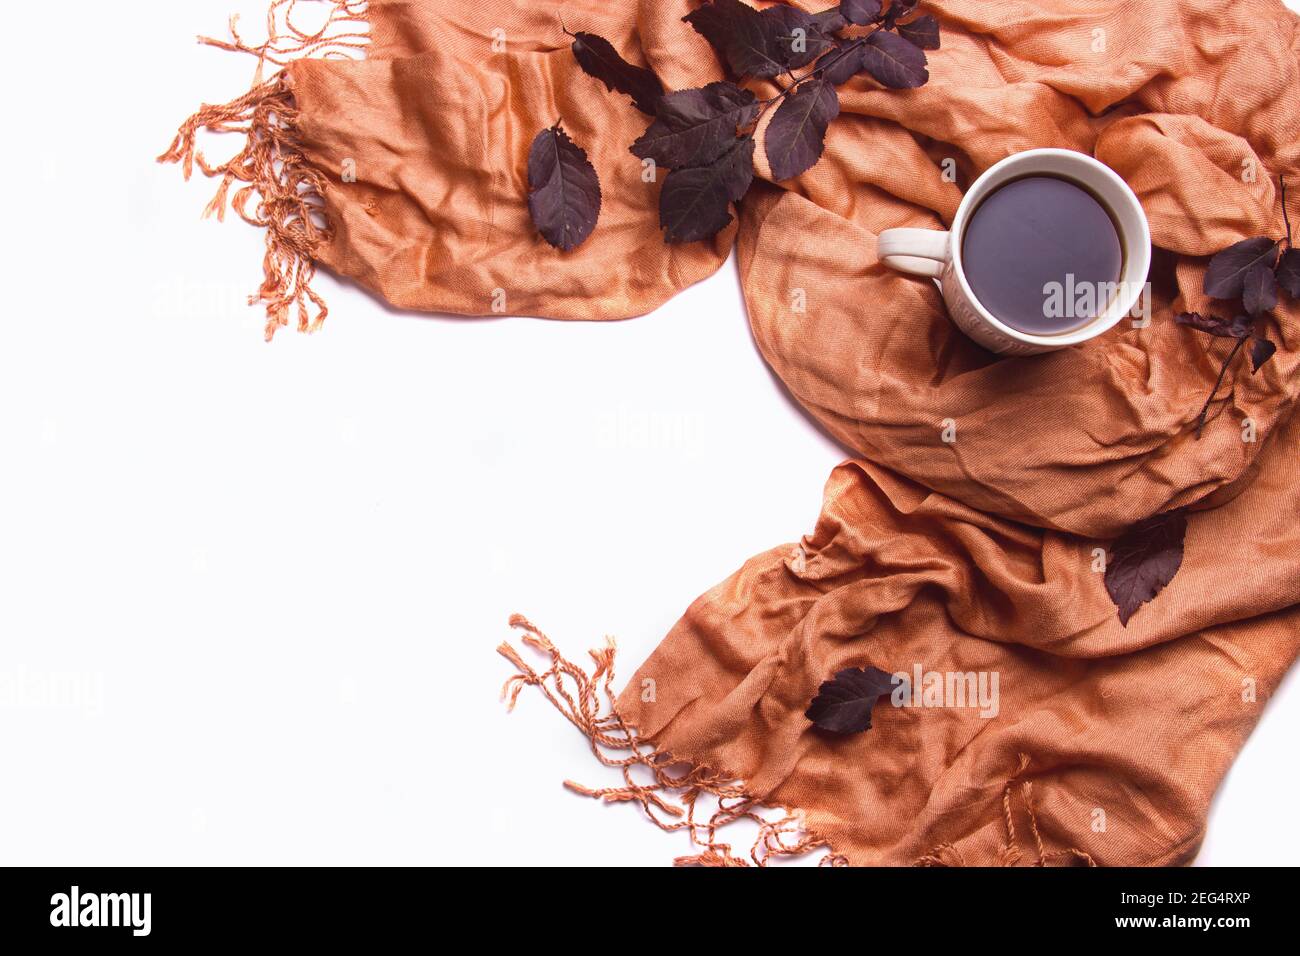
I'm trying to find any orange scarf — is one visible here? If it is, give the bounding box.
[164,0,1300,865]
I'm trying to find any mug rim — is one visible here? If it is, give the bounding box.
[949,148,1152,348]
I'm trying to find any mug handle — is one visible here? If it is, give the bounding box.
[877,228,950,279]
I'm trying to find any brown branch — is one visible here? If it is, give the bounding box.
[1194,335,1247,438]
[1281,175,1292,250]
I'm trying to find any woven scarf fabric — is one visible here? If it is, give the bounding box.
[164,0,1300,865]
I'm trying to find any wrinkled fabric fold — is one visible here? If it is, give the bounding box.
[616,407,1300,864]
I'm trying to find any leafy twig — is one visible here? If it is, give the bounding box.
[529,0,939,248]
[1177,174,1292,435]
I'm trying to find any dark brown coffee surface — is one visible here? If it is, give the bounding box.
[961,175,1123,335]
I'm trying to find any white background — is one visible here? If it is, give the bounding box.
[0,1,1295,866]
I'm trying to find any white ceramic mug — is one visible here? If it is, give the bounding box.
[878,148,1151,355]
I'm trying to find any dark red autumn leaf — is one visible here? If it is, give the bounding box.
[527,123,602,252]
[806,666,897,734]
[898,13,941,50]
[570,31,665,116]
[685,1,836,76]
[766,79,840,181]
[1242,262,1279,315]
[659,135,755,243]
[1104,510,1187,627]
[1175,311,1252,339]
[1250,336,1277,373]
[860,30,929,89]
[684,0,786,79]
[630,82,759,169]
[811,9,848,35]
[820,38,865,86]
[1275,247,1300,298]
[763,5,835,70]
[840,0,883,26]
[1203,236,1279,299]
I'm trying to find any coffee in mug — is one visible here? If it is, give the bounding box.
[878,149,1151,355]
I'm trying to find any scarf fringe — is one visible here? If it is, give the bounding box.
[498,615,848,868]
[199,0,371,85]
[500,616,1095,867]
[158,1,370,340]
[914,753,1097,867]
[158,75,330,341]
